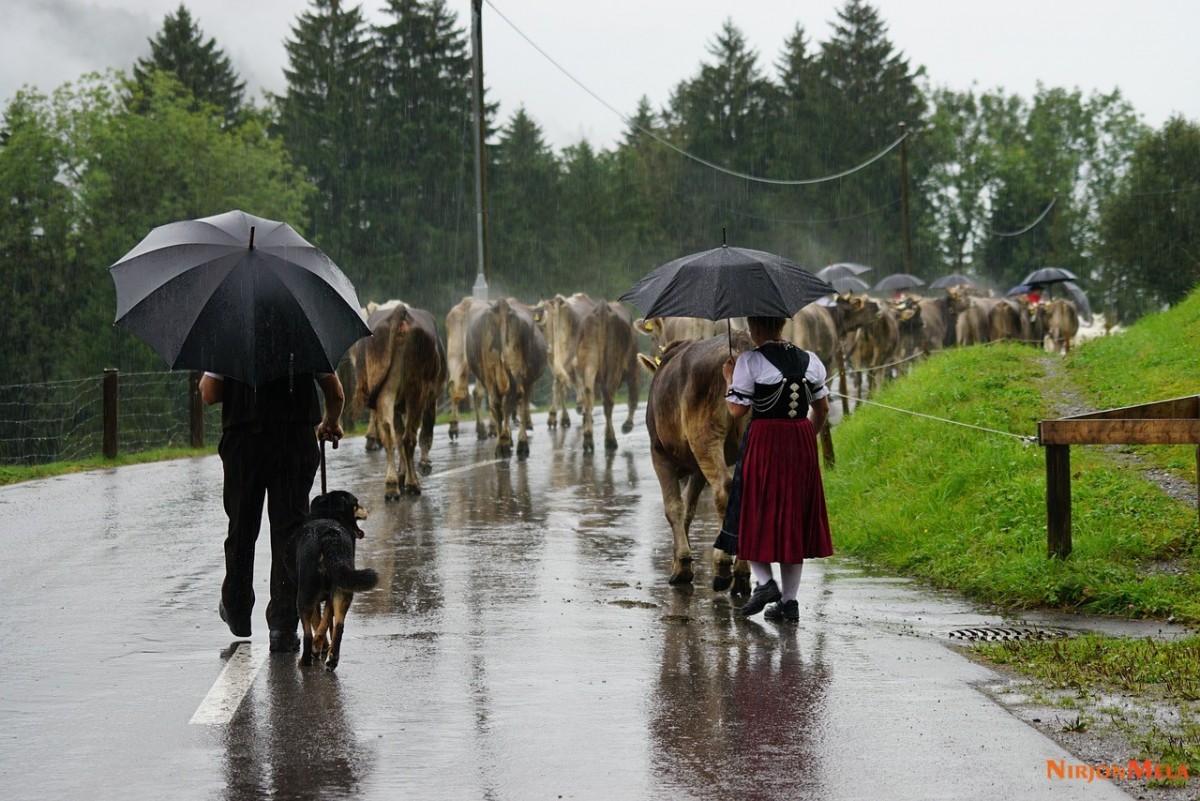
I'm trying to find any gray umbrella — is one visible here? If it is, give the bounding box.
[829,275,871,294]
[110,209,371,386]
[930,273,980,289]
[619,245,834,321]
[817,262,873,282]
[1062,281,1093,324]
[873,273,926,293]
[1022,266,1078,285]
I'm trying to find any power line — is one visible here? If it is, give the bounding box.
[483,0,909,187]
[988,195,1056,237]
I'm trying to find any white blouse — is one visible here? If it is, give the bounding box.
[726,345,829,406]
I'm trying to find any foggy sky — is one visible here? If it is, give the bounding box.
[3,0,1198,151]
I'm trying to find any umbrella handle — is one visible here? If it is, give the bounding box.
[320,439,327,496]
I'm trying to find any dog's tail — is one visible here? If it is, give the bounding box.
[323,548,380,593]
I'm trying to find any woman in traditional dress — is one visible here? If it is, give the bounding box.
[714,316,833,621]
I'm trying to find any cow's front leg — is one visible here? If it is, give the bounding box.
[651,451,693,585]
[473,384,490,439]
[622,365,639,433]
[401,420,421,495]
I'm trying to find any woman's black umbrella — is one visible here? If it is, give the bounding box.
[619,244,834,352]
[110,209,371,386]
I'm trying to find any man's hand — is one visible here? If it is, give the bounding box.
[317,419,344,448]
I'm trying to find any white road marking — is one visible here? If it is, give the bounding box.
[428,459,505,479]
[189,642,268,725]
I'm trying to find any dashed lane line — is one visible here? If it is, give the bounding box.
[189,642,267,725]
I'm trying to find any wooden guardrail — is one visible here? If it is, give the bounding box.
[1038,395,1200,558]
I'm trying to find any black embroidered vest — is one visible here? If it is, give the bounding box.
[750,342,814,420]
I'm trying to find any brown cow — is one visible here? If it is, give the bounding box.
[467,298,548,458]
[782,304,838,369]
[917,296,950,353]
[573,300,640,453]
[353,299,401,450]
[532,292,594,429]
[1047,299,1080,353]
[836,295,898,398]
[640,333,753,595]
[356,302,447,498]
[948,287,990,346]
[635,317,746,353]
[445,296,491,441]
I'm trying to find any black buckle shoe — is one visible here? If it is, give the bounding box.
[740,579,781,617]
[269,630,300,653]
[219,601,251,638]
[764,599,800,622]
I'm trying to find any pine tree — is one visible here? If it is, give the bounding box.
[488,107,560,292]
[369,0,476,301]
[812,0,927,269]
[131,3,245,126]
[276,0,374,285]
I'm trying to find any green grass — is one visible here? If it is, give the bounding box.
[0,445,217,487]
[978,634,1200,774]
[824,306,1200,619]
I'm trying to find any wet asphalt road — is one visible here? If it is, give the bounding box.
[0,408,1133,800]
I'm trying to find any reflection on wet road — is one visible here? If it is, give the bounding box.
[0,411,1128,800]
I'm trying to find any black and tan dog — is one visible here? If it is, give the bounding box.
[295,490,379,671]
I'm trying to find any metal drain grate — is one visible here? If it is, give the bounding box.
[946,626,1071,642]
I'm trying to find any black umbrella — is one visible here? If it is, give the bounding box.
[110,209,371,386]
[873,273,925,293]
[619,245,834,321]
[817,262,873,282]
[1021,266,1078,285]
[829,275,871,294]
[930,273,980,289]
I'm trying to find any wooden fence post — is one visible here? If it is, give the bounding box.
[820,424,835,468]
[102,368,118,459]
[1045,444,1071,558]
[836,347,850,416]
[188,371,205,448]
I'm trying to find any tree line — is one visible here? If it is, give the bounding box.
[1,0,1196,385]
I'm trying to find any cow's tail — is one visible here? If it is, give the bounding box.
[353,340,373,411]
[323,544,379,593]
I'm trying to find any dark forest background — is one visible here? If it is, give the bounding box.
[1,0,1197,384]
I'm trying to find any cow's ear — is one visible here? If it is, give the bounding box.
[637,353,659,374]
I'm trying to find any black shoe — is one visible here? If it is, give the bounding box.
[219,601,251,638]
[764,599,800,622]
[269,630,300,653]
[740,579,781,617]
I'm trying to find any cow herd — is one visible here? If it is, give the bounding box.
[345,286,1085,593]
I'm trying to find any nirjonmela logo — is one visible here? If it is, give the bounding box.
[1047,759,1190,782]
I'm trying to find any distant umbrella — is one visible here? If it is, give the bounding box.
[829,275,870,294]
[1062,281,1093,324]
[1022,267,1078,285]
[817,262,873,282]
[1006,284,1034,297]
[873,273,925,293]
[930,273,980,289]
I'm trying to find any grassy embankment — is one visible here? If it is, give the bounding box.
[822,285,1200,620]
[823,287,1200,769]
[0,445,215,487]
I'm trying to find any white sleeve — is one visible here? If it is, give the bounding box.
[725,352,757,406]
[806,353,829,400]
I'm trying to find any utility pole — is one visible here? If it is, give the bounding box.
[898,121,914,275]
[470,0,490,300]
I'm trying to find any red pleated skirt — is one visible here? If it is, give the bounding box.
[736,418,833,564]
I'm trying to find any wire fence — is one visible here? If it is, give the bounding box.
[0,372,220,466]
